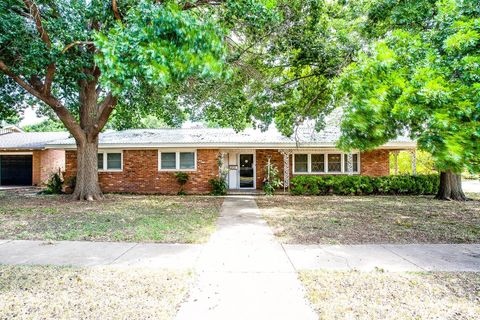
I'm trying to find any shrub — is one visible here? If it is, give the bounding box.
[209,177,227,195]
[174,172,189,195]
[42,173,64,194]
[290,174,439,196]
[263,162,283,195]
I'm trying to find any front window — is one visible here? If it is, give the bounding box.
[107,153,122,170]
[159,150,197,171]
[160,152,176,169]
[179,152,195,169]
[98,151,122,171]
[292,152,360,174]
[294,154,308,173]
[327,154,342,172]
[97,153,104,170]
[311,154,325,173]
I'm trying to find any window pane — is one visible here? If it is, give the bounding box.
[311,154,325,172]
[107,153,122,170]
[161,152,176,169]
[97,153,103,170]
[328,154,341,172]
[343,154,359,172]
[180,152,195,169]
[294,154,308,173]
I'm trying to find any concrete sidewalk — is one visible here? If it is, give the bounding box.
[285,243,480,272]
[1,239,478,272]
[0,240,202,269]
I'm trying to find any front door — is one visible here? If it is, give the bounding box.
[239,154,255,188]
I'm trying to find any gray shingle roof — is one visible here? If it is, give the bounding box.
[46,114,414,149]
[0,132,70,150]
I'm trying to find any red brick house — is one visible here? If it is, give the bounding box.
[45,119,416,194]
[0,131,68,186]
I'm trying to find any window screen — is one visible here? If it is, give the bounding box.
[179,152,195,169]
[161,152,176,169]
[107,153,122,170]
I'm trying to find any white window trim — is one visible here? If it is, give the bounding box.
[158,149,197,171]
[293,152,360,175]
[98,150,123,172]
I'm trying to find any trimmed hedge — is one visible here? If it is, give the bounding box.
[290,174,439,196]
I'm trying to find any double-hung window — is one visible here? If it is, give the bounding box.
[293,152,359,174]
[98,151,123,171]
[159,150,196,171]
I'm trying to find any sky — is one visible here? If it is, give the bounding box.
[19,106,47,127]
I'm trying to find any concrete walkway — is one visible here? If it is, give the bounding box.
[0,240,202,268]
[175,196,317,320]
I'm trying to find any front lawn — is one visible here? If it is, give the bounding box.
[257,195,480,244]
[0,189,222,243]
[0,265,192,320]
[300,270,480,319]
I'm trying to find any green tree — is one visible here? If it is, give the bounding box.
[22,118,66,132]
[0,0,276,200]
[182,0,365,133]
[336,0,479,200]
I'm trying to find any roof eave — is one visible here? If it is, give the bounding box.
[45,141,417,150]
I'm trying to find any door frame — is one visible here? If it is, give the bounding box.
[237,153,256,189]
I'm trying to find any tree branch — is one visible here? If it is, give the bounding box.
[23,0,51,46]
[23,0,56,96]
[112,0,122,21]
[61,41,95,54]
[182,0,225,10]
[0,60,84,141]
[95,92,118,135]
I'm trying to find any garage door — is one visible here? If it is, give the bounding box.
[0,155,33,186]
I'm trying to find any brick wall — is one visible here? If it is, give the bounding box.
[32,151,41,185]
[255,149,290,189]
[65,149,219,194]
[360,149,390,177]
[39,149,65,183]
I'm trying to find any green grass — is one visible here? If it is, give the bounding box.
[0,191,222,243]
[0,265,192,320]
[300,270,480,319]
[257,195,480,244]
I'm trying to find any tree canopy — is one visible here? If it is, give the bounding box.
[335,0,480,176]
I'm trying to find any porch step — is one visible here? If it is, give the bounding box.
[227,189,265,195]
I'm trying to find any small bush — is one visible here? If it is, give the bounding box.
[42,173,64,194]
[263,162,283,195]
[174,172,189,195]
[290,174,439,196]
[209,177,227,195]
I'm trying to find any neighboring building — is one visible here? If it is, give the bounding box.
[44,117,416,194]
[0,132,69,186]
[0,124,23,135]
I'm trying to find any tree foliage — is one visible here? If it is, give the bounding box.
[336,0,480,175]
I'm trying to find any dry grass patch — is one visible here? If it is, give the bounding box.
[300,270,480,320]
[257,195,480,244]
[0,189,222,243]
[0,265,192,320]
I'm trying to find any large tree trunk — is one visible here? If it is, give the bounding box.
[72,138,103,201]
[70,71,107,201]
[435,170,467,201]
